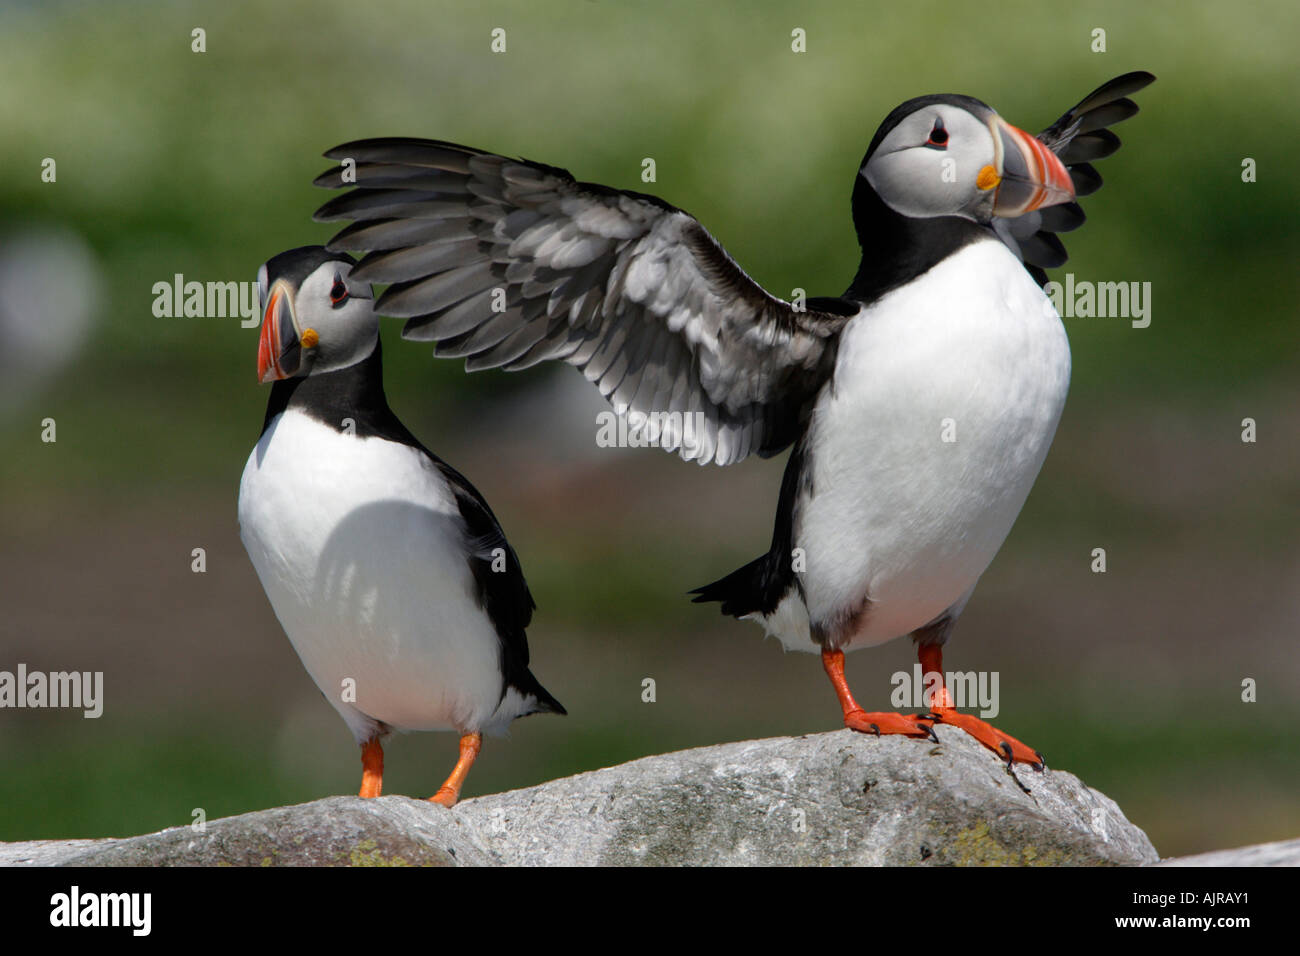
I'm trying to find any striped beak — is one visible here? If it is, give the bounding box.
[989,117,1075,217]
[257,278,304,383]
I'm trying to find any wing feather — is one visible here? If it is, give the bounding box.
[996,72,1155,283]
[315,138,856,464]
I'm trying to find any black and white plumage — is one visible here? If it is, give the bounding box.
[238,246,563,804]
[310,73,1154,769]
[312,147,861,467]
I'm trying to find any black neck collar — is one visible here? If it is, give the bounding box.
[844,174,990,304]
[260,338,420,447]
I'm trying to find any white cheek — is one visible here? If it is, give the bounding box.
[866,143,996,221]
[866,152,955,218]
[311,305,378,374]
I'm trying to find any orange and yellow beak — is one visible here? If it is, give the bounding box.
[985,117,1076,217]
[257,279,313,383]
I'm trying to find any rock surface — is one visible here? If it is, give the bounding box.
[464,730,1157,866]
[1,729,1172,866]
[1153,837,1300,867]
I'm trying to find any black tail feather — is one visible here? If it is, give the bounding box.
[509,667,566,717]
[690,551,783,620]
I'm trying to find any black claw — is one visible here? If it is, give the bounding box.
[998,740,1014,765]
[1005,761,1032,795]
[922,724,940,744]
[1034,750,1047,771]
[868,723,881,737]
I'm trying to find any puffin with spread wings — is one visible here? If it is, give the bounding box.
[309,72,1154,779]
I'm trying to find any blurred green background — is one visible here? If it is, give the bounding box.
[1,0,1297,859]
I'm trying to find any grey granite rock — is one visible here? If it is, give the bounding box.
[0,795,497,867]
[1153,837,1300,867]
[461,729,1155,866]
[0,729,1171,866]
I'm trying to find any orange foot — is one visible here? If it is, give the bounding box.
[926,709,1045,771]
[822,644,1047,793]
[823,648,938,743]
[843,708,939,742]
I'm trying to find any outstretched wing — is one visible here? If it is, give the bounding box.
[313,140,858,465]
[994,71,1156,285]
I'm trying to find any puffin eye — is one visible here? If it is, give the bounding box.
[926,119,949,148]
[330,275,348,305]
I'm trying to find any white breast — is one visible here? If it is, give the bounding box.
[237,410,508,740]
[789,239,1071,651]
